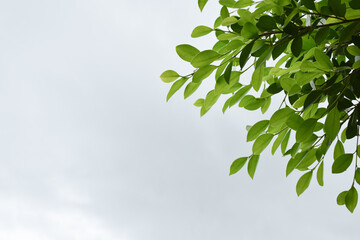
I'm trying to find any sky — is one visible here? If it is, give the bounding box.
[0,0,359,239]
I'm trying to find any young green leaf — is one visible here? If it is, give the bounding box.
[193,98,204,107]
[225,85,249,107]
[247,155,260,179]
[241,22,258,39]
[184,82,201,99]
[251,64,264,91]
[337,191,347,205]
[193,65,217,83]
[270,107,294,128]
[286,114,304,130]
[167,77,188,101]
[191,25,213,38]
[345,187,358,213]
[252,134,273,154]
[247,120,269,142]
[222,16,238,26]
[176,44,200,62]
[160,70,180,83]
[204,90,220,109]
[296,171,313,196]
[230,157,248,175]
[286,151,306,176]
[332,154,353,174]
[271,130,287,155]
[317,162,324,186]
[191,50,221,68]
[198,0,208,11]
[334,140,345,160]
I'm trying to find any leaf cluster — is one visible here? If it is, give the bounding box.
[161,0,360,213]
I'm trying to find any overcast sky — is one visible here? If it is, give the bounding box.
[0,0,358,239]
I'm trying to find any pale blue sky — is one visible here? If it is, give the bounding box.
[0,0,358,239]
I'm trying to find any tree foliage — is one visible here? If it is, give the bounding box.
[161,0,360,213]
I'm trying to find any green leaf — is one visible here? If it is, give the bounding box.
[239,41,254,69]
[291,37,302,57]
[296,171,313,196]
[345,187,358,213]
[271,130,287,155]
[220,6,230,19]
[334,140,345,160]
[176,44,200,62]
[283,22,298,36]
[256,15,277,31]
[160,70,180,83]
[337,191,347,205]
[184,82,201,99]
[229,85,251,107]
[191,25,213,38]
[314,48,333,71]
[303,90,322,110]
[272,38,290,60]
[247,155,260,179]
[328,0,345,17]
[241,22,258,39]
[251,64,264,91]
[339,22,360,43]
[167,77,188,101]
[347,46,360,56]
[247,120,269,142]
[204,90,220,109]
[297,149,317,169]
[270,107,294,128]
[198,0,208,11]
[302,0,315,10]
[252,134,273,154]
[193,98,204,107]
[355,169,360,185]
[281,131,291,155]
[296,118,317,143]
[286,114,304,130]
[315,27,329,45]
[350,0,360,9]
[200,105,209,116]
[239,95,265,110]
[230,157,248,175]
[324,107,340,140]
[332,154,353,174]
[317,162,324,186]
[193,65,217,83]
[222,16,238,26]
[224,61,233,84]
[286,153,303,176]
[191,50,221,68]
[255,47,272,70]
[346,110,358,139]
[261,97,271,114]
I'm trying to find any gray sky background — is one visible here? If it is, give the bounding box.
[0,0,358,239]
